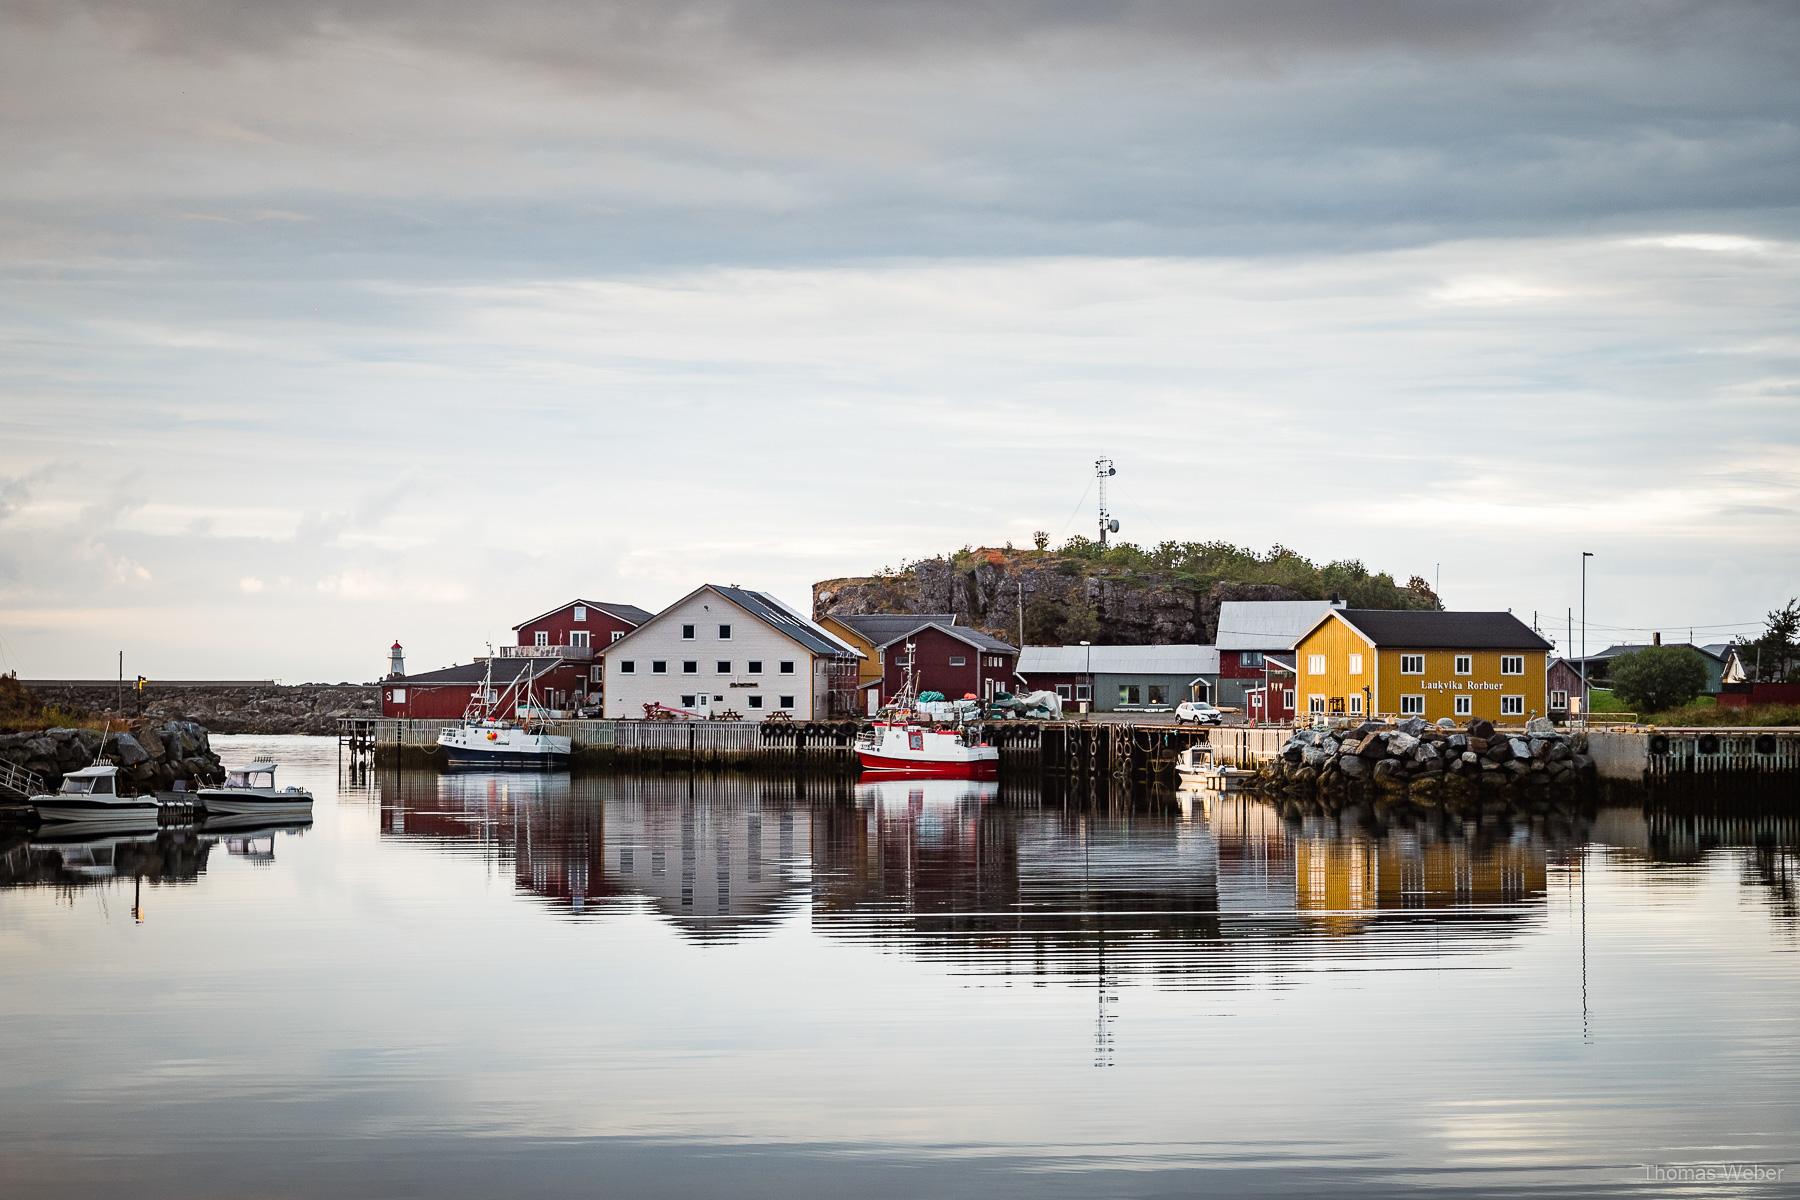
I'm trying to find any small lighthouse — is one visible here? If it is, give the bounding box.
[387,640,405,679]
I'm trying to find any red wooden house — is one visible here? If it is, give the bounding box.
[382,598,652,719]
[870,621,1019,708]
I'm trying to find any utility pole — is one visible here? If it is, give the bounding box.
[1580,552,1594,716]
[1095,458,1118,547]
[117,651,123,715]
[1017,579,1025,650]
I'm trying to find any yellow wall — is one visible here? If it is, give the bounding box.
[1294,615,1548,723]
[817,616,882,687]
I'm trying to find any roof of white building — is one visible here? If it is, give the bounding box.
[1017,644,1219,675]
[1213,599,1346,650]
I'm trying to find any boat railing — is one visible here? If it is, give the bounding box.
[0,757,47,803]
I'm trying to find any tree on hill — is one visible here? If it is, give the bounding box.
[1734,598,1799,683]
[1609,647,1709,713]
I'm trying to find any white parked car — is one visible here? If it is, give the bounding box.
[1175,701,1223,726]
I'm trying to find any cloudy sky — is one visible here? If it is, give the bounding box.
[2,0,1797,681]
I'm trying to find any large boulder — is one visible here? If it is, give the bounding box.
[1525,716,1557,735]
[1358,734,1389,760]
[1469,719,1496,740]
[1397,716,1427,737]
[110,732,150,766]
[1338,755,1368,779]
[1507,737,1532,760]
[1386,731,1419,756]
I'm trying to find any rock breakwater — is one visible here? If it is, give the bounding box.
[1262,715,1595,806]
[0,722,224,793]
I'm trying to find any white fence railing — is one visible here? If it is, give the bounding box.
[492,645,596,660]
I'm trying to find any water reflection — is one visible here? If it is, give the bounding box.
[0,818,311,891]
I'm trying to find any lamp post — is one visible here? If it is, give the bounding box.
[1580,552,1594,717]
[1081,640,1092,721]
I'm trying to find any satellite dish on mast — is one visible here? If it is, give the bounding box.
[1095,458,1119,546]
[1107,519,1120,534]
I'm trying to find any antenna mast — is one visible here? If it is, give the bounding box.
[1095,457,1119,547]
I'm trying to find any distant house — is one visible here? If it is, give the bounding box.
[1547,657,1582,718]
[602,584,863,720]
[1017,645,1219,712]
[1214,598,1347,720]
[1572,638,1728,696]
[383,596,651,718]
[817,612,958,693]
[866,621,1018,710]
[1291,609,1552,723]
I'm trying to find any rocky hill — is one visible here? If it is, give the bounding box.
[815,540,1439,645]
[20,682,377,736]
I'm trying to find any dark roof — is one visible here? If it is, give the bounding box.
[712,586,854,657]
[391,659,540,687]
[512,599,653,630]
[1328,610,1553,651]
[1580,642,1725,663]
[832,613,957,643]
[873,620,1016,655]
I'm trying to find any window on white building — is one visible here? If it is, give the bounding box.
[1348,653,1364,675]
[681,694,696,707]
[1401,654,1424,674]
[619,661,635,674]
[1455,654,1472,675]
[718,624,732,639]
[573,605,586,622]
[1455,695,1472,716]
[681,624,695,640]
[682,661,697,674]
[779,695,795,709]
[1502,695,1525,716]
[1308,695,1325,714]
[717,661,731,674]
[1501,656,1524,675]
[748,695,764,709]
[747,660,763,673]
[1550,689,1569,710]
[1307,654,1326,675]
[779,661,795,674]
[651,660,667,674]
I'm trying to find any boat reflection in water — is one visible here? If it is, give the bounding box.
[1,825,215,890]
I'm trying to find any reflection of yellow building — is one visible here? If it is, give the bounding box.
[1291,609,1552,724]
[1295,833,1549,933]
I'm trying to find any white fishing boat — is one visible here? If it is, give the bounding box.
[854,641,999,780]
[196,761,313,817]
[27,829,160,878]
[1175,744,1256,790]
[29,763,160,830]
[437,658,572,770]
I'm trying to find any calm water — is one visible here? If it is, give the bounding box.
[2,736,1798,1198]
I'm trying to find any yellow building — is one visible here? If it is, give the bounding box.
[1290,609,1551,724]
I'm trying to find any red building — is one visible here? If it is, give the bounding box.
[382,597,652,719]
[1547,657,1582,719]
[871,622,1019,707]
[1239,655,1297,723]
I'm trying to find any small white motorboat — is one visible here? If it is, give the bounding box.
[1175,745,1256,790]
[196,761,313,817]
[30,764,161,831]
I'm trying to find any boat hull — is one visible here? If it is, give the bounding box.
[438,725,572,771]
[196,792,314,817]
[30,799,161,831]
[855,751,999,780]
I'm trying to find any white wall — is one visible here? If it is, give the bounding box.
[603,589,818,719]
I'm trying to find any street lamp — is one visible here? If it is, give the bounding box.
[1080,640,1092,721]
[1580,552,1594,717]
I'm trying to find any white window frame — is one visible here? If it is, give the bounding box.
[1501,655,1524,676]
[534,630,550,647]
[1400,654,1424,675]
[1550,689,1569,710]
[1307,654,1326,675]
[1282,688,1295,711]
[573,605,587,622]
[590,666,603,684]
[682,661,697,674]
[610,630,624,643]
[1348,693,1364,715]
[680,694,696,708]
[569,629,590,649]
[778,695,795,709]
[718,624,732,640]
[779,660,795,675]
[1075,684,1091,702]
[748,694,764,709]
[1055,684,1072,699]
[1454,654,1472,676]
[619,661,635,674]
[1502,695,1525,716]
[681,624,696,640]
[1308,694,1326,714]
[390,687,407,704]
[1348,653,1363,675]
[747,660,763,674]
[651,660,667,675]
[1401,694,1425,715]
[1455,695,1472,717]
[949,655,967,667]
[1241,651,1265,669]
[717,660,731,674]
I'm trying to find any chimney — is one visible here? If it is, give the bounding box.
[1652,631,1662,646]
[1328,592,1345,607]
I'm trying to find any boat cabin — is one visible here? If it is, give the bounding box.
[223,762,280,790]
[57,765,123,796]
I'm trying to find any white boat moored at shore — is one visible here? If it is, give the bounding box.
[196,761,314,817]
[29,764,161,830]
